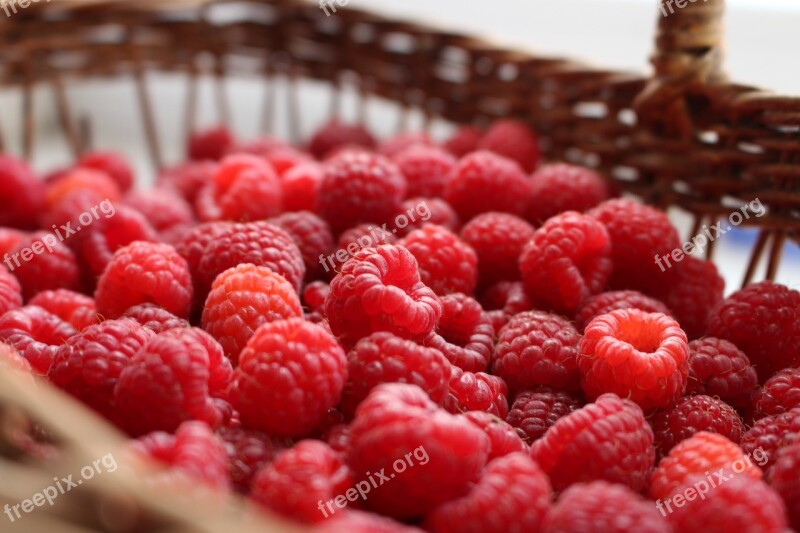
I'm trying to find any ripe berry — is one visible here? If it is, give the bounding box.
[442,125,483,158]
[302,281,330,315]
[28,290,97,332]
[77,151,134,192]
[462,412,528,460]
[506,387,584,443]
[650,395,745,457]
[444,367,509,418]
[479,281,532,332]
[379,131,432,158]
[740,408,800,470]
[400,225,478,296]
[196,154,282,221]
[655,256,724,340]
[269,211,334,281]
[324,223,398,275]
[157,161,216,203]
[423,292,494,372]
[392,197,459,237]
[0,342,32,381]
[307,120,376,159]
[753,368,800,420]
[0,267,22,317]
[9,231,82,299]
[0,306,77,374]
[575,290,671,332]
[767,441,800,530]
[461,212,535,286]
[392,145,456,198]
[578,309,688,410]
[477,119,539,173]
[219,426,288,493]
[281,162,323,212]
[124,188,195,232]
[120,303,189,334]
[0,155,46,229]
[686,337,758,408]
[187,125,234,161]
[527,163,609,224]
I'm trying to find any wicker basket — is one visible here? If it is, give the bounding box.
[0,0,798,531]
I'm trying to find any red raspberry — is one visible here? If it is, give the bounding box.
[461,212,535,286]
[45,167,121,213]
[753,368,800,420]
[323,222,398,276]
[281,162,322,212]
[425,452,550,533]
[124,188,195,232]
[28,290,98,332]
[767,441,800,530]
[48,319,155,420]
[174,221,233,297]
[95,241,193,319]
[0,267,22,316]
[667,475,787,533]
[250,440,352,523]
[392,145,456,198]
[575,290,671,332]
[342,332,450,417]
[230,318,346,437]
[493,310,581,393]
[196,221,305,296]
[423,293,493,372]
[505,387,584,443]
[650,395,745,457]
[578,309,689,410]
[187,125,234,161]
[114,327,233,436]
[218,426,288,493]
[227,135,290,159]
[201,264,303,363]
[156,161,216,203]
[379,131,432,158]
[588,198,680,295]
[462,412,527,460]
[346,383,490,518]
[531,393,655,491]
[317,510,425,533]
[444,151,533,221]
[707,281,800,382]
[196,154,282,222]
[269,211,334,281]
[317,151,406,234]
[0,155,46,229]
[656,256,724,340]
[302,281,330,314]
[686,337,757,408]
[444,366,509,418]
[520,211,612,314]
[0,228,25,258]
[77,151,134,192]
[307,120,376,159]
[120,303,189,334]
[262,146,313,177]
[325,244,441,347]
[132,421,229,489]
[740,408,800,470]
[0,306,77,374]
[543,481,671,533]
[8,231,82,299]
[479,281,532,332]
[393,197,459,237]
[0,342,32,381]
[649,431,761,501]
[527,163,609,224]
[400,225,477,296]
[477,119,539,173]
[442,125,483,158]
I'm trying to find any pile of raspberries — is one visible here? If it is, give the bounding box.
[0,118,798,533]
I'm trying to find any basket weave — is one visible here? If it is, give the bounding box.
[0,0,798,531]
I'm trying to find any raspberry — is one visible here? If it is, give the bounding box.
[379,131,432,158]
[8,232,82,299]
[342,332,450,417]
[649,431,761,501]
[707,281,800,382]
[444,366,509,418]
[442,125,483,158]
[132,421,229,489]
[423,293,493,372]
[196,221,305,296]
[187,125,234,161]
[302,281,330,314]
[520,211,612,314]
[201,264,303,363]
[228,135,290,159]
[45,167,121,213]
[269,211,334,281]
[317,151,406,234]
[686,337,758,408]
[316,510,424,533]
[400,225,477,296]
[124,188,195,232]
[543,481,671,533]
[262,146,313,177]
[0,155,46,229]
[530,393,654,491]
[218,426,288,493]
[444,151,533,221]
[173,221,233,297]
[325,244,441,347]
[281,162,322,212]
[462,412,527,460]
[740,408,800,469]
[392,197,459,237]
[461,212,535,286]
[114,327,233,436]
[767,441,800,530]
[120,303,189,334]
[392,145,456,198]
[48,318,154,420]
[575,290,671,332]
[0,267,22,316]
[346,383,489,518]
[753,368,800,420]
[308,120,376,159]
[651,395,745,457]
[479,281,532,332]
[0,306,77,374]
[506,387,584,443]
[477,119,539,173]
[95,241,193,319]
[230,318,346,437]
[250,440,352,523]
[527,163,609,224]
[28,290,97,332]
[77,151,134,192]
[493,310,582,393]
[424,452,550,533]
[196,154,282,222]
[324,223,398,275]
[656,256,724,340]
[578,309,689,410]
[0,342,32,381]
[0,228,25,257]
[588,198,680,295]
[156,161,216,203]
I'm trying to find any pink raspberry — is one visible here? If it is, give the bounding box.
[462,411,527,460]
[527,163,609,224]
[230,318,347,437]
[281,162,323,212]
[461,212,535,286]
[0,267,22,317]
[114,327,233,436]
[400,225,477,296]
[506,387,584,443]
[325,244,441,347]
[120,303,189,334]
[444,366,509,418]
[346,383,490,518]
[655,256,724,340]
[95,241,193,319]
[28,290,98,332]
[187,125,234,161]
[307,120,376,159]
[753,367,800,420]
[269,211,334,281]
[519,211,612,315]
[444,151,533,221]
[479,281,532,332]
[578,309,689,410]
[575,290,671,332]
[124,188,195,232]
[531,393,655,491]
[650,395,745,457]
[686,337,758,409]
[442,125,483,158]
[195,154,282,221]
[77,151,134,192]
[423,292,494,372]
[0,306,77,374]
[0,155,46,229]
[156,161,216,203]
[218,426,288,493]
[392,197,459,237]
[767,441,800,530]
[740,408,800,470]
[8,231,82,299]
[392,145,456,198]
[477,119,539,173]
[379,131,432,158]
